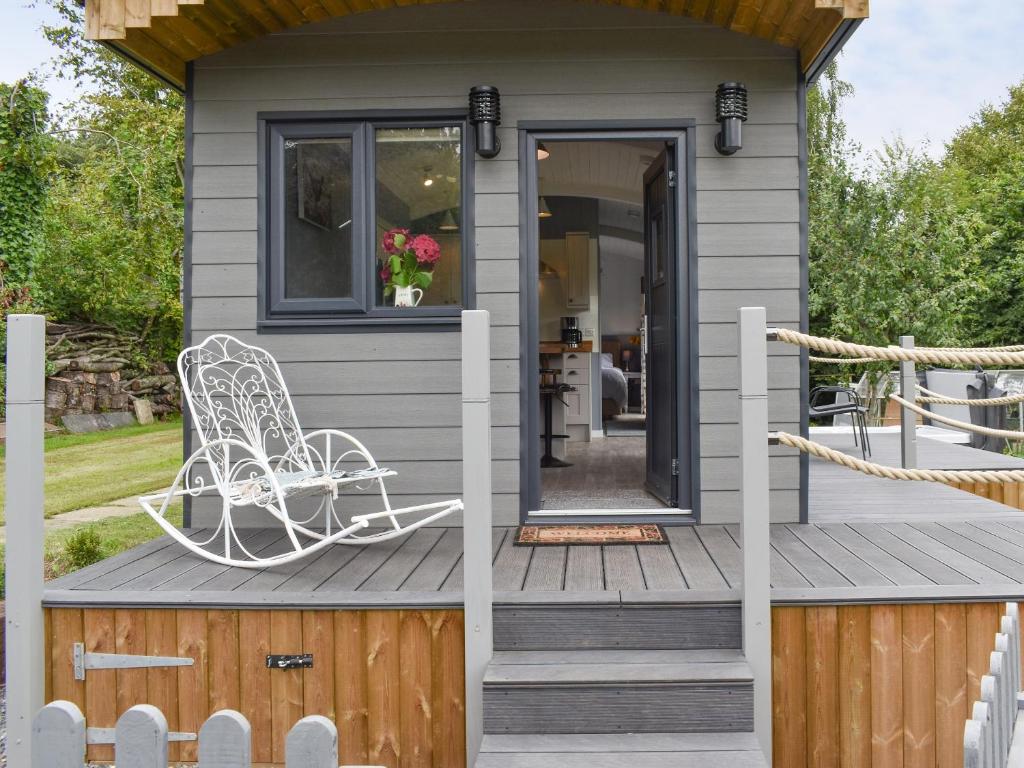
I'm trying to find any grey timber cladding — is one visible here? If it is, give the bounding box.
[189,0,802,526]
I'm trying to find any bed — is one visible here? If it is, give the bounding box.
[600,347,628,419]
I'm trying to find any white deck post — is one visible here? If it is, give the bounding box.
[738,307,772,764]
[5,314,47,767]
[461,309,493,768]
[900,335,917,469]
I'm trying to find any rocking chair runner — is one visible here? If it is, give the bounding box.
[139,334,463,568]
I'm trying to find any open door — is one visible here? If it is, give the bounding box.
[643,148,678,506]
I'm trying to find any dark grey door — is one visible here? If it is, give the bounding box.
[643,149,677,506]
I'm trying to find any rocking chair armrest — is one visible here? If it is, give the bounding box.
[301,428,381,470]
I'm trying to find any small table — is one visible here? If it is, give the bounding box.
[540,383,575,468]
[623,371,642,411]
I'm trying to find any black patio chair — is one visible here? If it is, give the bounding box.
[809,385,871,459]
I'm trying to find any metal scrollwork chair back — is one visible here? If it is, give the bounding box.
[139,334,463,568]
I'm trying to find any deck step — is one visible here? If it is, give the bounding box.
[493,600,741,651]
[476,733,768,767]
[482,649,753,735]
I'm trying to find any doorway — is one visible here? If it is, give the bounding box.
[519,126,696,522]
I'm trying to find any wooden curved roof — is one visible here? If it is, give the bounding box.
[84,0,868,89]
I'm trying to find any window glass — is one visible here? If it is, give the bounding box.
[283,138,354,300]
[374,126,462,308]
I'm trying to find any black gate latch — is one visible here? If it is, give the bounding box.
[266,654,313,670]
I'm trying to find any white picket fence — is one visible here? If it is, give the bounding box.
[964,603,1024,768]
[32,700,383,768]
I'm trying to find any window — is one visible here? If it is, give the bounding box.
[260,114,471,329]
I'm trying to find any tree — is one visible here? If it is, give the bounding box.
[0,79,53,413]
[943,82,1024,346]
[32,0,185,360]
[808,64,984,350]
[0,78,54,288]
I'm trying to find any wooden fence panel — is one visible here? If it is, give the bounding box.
[772,605,807,767]
[772,602,1009,767]
[902,604,936,768]
[806,606,839,767]
[335,611,369,764]
[83,608,116,762]
[837,604,872,768]
[934,603,968,768]
[46,607,466,768]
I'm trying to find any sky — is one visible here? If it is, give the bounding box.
[832,1,1024,159]
[1,1,1023,159]
[0,2,82,109]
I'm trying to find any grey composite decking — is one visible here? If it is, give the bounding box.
[809,431,1024,522]
[44,521,1024,607]
[43,432,1024,607]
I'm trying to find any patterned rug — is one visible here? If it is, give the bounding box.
[515,524,666,546]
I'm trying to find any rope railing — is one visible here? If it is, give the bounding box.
[808,355,879,364]
[773,432,1024,484]
[918,343,1024,353]
[914,384,1024,407]
[889,394,1024,440]
[774,328,1024,367]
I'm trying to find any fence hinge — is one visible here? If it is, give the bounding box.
[73,642,194,681]
[671,458,680,476]
[87,727,197,745]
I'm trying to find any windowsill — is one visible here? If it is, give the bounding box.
[258,314,464,333]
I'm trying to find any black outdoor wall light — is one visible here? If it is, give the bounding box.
[469,85,501,158]
[714,81,748,155]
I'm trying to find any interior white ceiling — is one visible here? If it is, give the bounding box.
[538,140,664,206]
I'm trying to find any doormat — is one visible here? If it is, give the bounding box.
[515,524,666,546]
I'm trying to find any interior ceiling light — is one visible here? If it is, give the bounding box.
[539,259,559,278]
[538,197,553,219]
[422,167,434,187]
[439,210,459,232]
[536,141,550,161]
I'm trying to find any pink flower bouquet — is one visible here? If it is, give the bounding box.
[379,227,442,300]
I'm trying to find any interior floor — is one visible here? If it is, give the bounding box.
[603,412,645,436]
[540,436,668,510]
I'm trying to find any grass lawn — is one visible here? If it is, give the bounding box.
[0,502,184,595]
[0,418,183,524]
[0,419,185,594]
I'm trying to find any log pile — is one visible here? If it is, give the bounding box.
[44,322,180,422]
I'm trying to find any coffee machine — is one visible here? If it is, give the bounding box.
[560,316,583,348]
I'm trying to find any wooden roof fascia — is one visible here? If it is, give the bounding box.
[709,0,740,28]
[254,0,303,27]
[750,0,788,39]
[141,16,213,60]
[198,0,274,40]
[232,0,290,33]
[816,0,867,18]
[104,33,185,88]
[799,8,841,69]
[773,0,813,48]
[150,0,179,15]
[84,0,868,90]
[177,3,245,49]
[125,0,151,27]
[728,0,764,35]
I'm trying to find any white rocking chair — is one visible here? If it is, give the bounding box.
[139,334,463,568]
